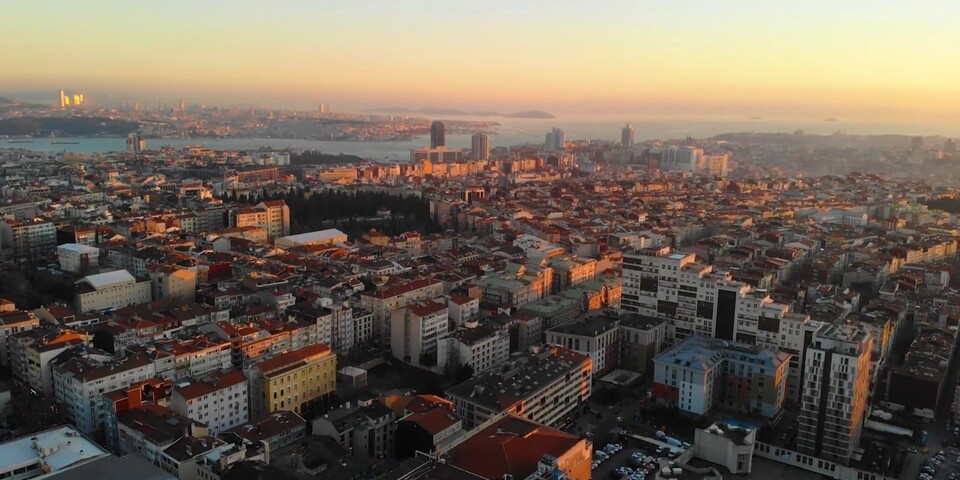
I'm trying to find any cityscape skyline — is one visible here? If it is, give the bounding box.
[5,1,960,123]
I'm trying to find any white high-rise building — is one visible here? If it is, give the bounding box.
[797,323,872,466]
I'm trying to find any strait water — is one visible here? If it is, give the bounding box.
[4,116,957,161]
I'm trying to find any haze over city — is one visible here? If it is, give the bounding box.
[5,3,960,480]
[6,0,960,123]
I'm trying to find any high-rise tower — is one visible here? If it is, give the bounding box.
[797,323,872,465]
[471,132,490,160]
[621,123,635,147]
[430,121,445,148]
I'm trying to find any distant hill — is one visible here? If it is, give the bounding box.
[0,116,139,137]
[366,107,555,119]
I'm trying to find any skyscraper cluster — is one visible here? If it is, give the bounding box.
[58,90,85,108]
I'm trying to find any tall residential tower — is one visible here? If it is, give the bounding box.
[797,323,872,465]
[471,132,490,160]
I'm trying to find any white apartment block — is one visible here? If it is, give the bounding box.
[391,301,449,369]
[359,278,444,341]
[53,354,158,438]
[437,323,510,374]
[57,243,99,273]
[171,370,249,435]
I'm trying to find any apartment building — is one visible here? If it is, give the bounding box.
[171,369,249,434]
[447,346,592,429]
[101,378,173,454]
[546,316,619,376]
[622,247,752,344]
[754,312,824,405]
[148,265,197,303]
[652,335,790,419]
[9,327,90,395]
[57,243,99,273]
[391,301,449,370]
[255,200,290,240]
[437,322,511,374]
[248,343,337,419]
[797,324,872,466]
[312,399,396,459]
[0,310,40,368]
[359,278,443,340]
[0,219,56,259]
[548,256,598,293]
[53,353,158,439]
[75,270,153,313]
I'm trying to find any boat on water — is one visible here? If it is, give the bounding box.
[51,141,80,145]
[6,140,34,144]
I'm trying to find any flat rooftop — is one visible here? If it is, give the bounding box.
[277,229,346,245]
[0,425,109,474]
[78,270,136,291]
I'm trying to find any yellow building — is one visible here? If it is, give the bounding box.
[250,343,336,419]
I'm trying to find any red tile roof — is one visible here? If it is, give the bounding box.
[447,416,584,479]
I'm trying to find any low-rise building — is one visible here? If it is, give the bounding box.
[0,426,110,480]
[75,270,153,313]
[445,415,592,480]
[57,243,99,273]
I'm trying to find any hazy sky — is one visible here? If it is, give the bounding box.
[4,1,960,120]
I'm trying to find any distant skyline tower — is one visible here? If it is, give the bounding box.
[471,132,490,160]
[544,127,566,151]
[621,123,635,147]
[59,90,68,108]
[430,121,445,148]
[126,132,146,154]
[318,103,329,114]
[179,99,185,113]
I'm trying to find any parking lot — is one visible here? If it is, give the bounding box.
[590,432,687,479]
[913,446,960,480]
